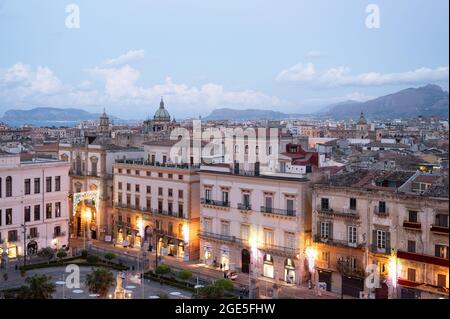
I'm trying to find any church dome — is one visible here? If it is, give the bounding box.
[154,97,170,121]
[357,112,367,125]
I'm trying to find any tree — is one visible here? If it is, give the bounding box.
[214,278,234,291]
[194,284,226,299]
[86,255,99,264]
[17,275,56,299]
[85,268,115,298]
[155,264,171,275]
[37,247,55,263]
[104,252,117,262]
[177,270,193,281]
[56,250,67,261]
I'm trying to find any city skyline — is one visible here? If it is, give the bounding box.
[0,0,449,119]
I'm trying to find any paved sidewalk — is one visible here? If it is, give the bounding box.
[70,238,346,299]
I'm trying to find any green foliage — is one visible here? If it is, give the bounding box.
[37,247,55,261]
[85,268,115,298]
[176,270,193,281]
[56,250,67,260]
[157,293,169,299]
[86,255,99,264]
[80,249,88,259]
[155,264,171,275]
[213,278,234,291]
[104,252,117,261]
[17,275,56,299]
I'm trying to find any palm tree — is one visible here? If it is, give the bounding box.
[85,267,115,298]
[18,275,56,299]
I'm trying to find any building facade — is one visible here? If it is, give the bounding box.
[0,152,70,262]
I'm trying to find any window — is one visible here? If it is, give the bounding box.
[118,168,122,174]
[220,221,230,236]
[91,160,98,176]
[168,174,173,179]
[24,206,31,222]
[126,195,131,205]
[135,196,140,208]
[320,221,330,238]
[0,178,2,197]
[8,230,18,242]
[168,222,173,236]
[264,196,272,210]
[407,268,416,282]
[222,191,229,204]
[135,170,140,176]
[55,176,61,191]
[263,229,274,246]
[178,175,183,180]
[24,179,31,195]
[34,178,40,194]
[286,199,294,215]
[203,218,212,233]
[178,204,184,218]
[158,187,163,196]
[435,245,449,259]
[240,225,249,241]
[118,182,122,190]
[46,177,52,192]
[377,230,387,249]
[204,189,211,201]
[6,176,12,197]
[437,274,447,288]
[168,202,173,215]
[46,203,52,219]
[146,186,151,194]
[118,193,122,204]
[407,240,416,253]
[34,205,40,221]
[435,214,449,227]
[242,194,250,207]
[349,198,357,210]
[146,171,151,176]
[285,232,295,249]
[348,226,357,245]
[6,209,12,225]
[146,198,151,211]
[126,169,131,174]
[55,202,61,218]
[135,184,140,192]
[54,226,61,237]
[321,251,329,262]
[168,188,173,197]
[321,198,329,210]
[158,172,163,178]
[30,227,38,238]
[126,183,131,191]
[158,200,163,212]
[378,201,386,213]
[408,210,418,223]
[178,190,183,199]
[0,209,2,226]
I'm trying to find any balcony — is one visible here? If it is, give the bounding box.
[260,206,296,217]
[115,159,200,171]
[403,221,422,231]
[397,250,449,267]
[313,235,364,249]
[430,224,449,234]
[200,198,230,208]
[316,205,359,219]
[237,203,252,211]
[259,243,300,257]
[337,259,365,278]
[151,209,186,220]
[370,244,390,255]
[27,233,40,239]
[53,231,66,238]
[198,231,238,243]
[374,206,389,217]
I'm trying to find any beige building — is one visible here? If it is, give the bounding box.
[199,162,312,292]
[312,169,449,299]
[112,141,200,261]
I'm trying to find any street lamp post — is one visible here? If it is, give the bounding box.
[21,223,27,268]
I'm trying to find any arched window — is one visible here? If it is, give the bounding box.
[6,176,12,197]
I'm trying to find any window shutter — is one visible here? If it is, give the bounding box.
[435,245,440,258]
[317,221,321,238]
[386,232,391,253]
[372,230,377,252]
[328,222,333,240]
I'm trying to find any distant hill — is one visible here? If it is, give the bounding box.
[320,84,449,119]
[204,108,307,121]
[0,107,120,127]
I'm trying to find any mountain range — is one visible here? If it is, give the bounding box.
[0,107,120,127]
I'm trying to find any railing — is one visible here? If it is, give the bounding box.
[198,231,238,243]
[313,235,364,249]
[430,224,449,234]
[374,206,389,217]
[403,221,422,230]
[114,203,185,219]
[28,233,40,239]
[234,170,258,177]
[370,244,390,255]
[155,228,181,239]
[115,159,200,170]
[260,206,296,217]
[337,259,366,278]
[53,231,66,238]
[259,243,300,256]
[200,198,230,208]
[151,209,185,219]
[316,205,359,219]
[237,203,252,211]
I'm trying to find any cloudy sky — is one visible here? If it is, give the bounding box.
[0,0,448,119]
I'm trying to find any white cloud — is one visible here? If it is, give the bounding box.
[305,50,324,59]
[102,50,145,66]
[276,63,449,87]
[30,66,62,93]
[2,63,31,83]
